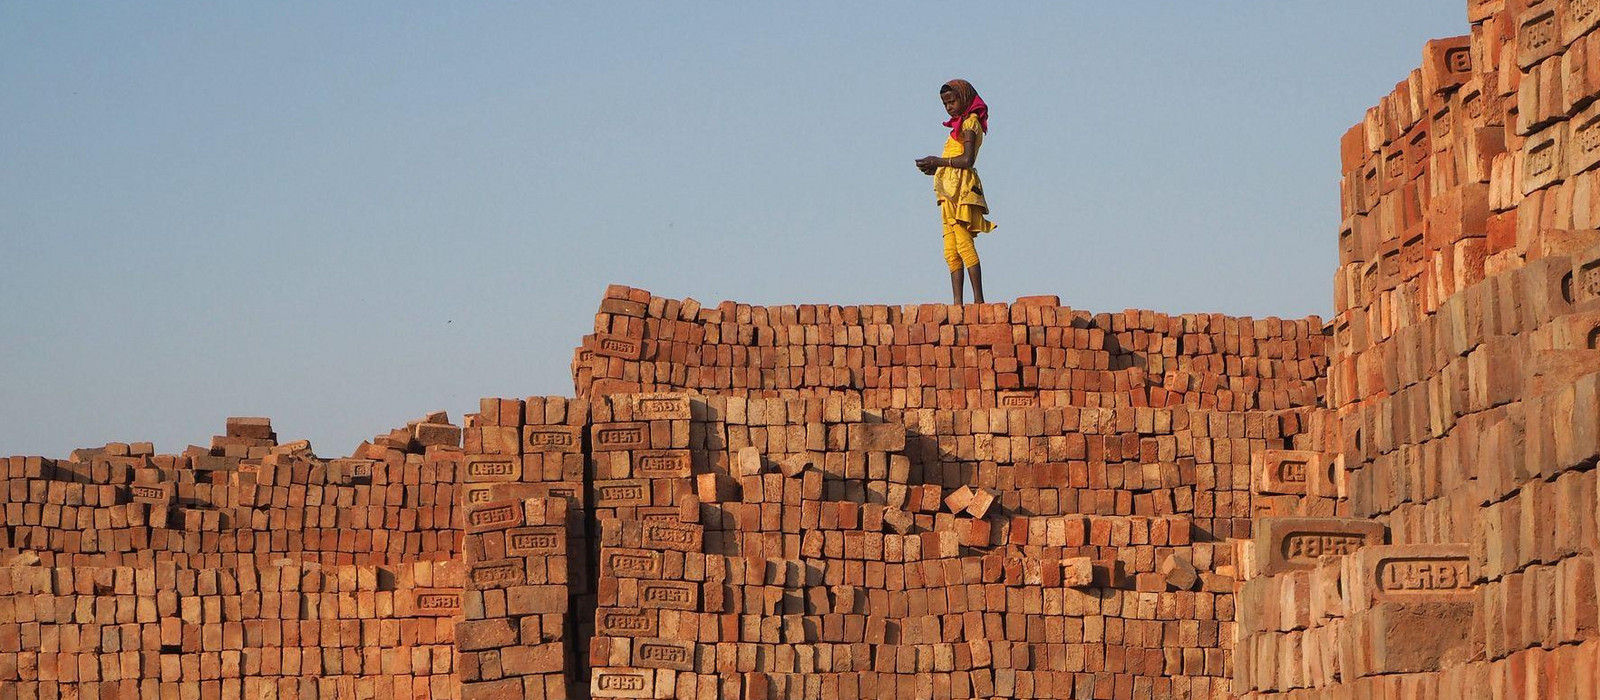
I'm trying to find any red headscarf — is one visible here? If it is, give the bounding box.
[941,79,988,141]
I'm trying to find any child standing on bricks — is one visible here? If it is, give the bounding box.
[916,78,995,305]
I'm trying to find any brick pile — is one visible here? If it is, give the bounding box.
[460,496,573,700]
[1,415,464,570]
[576,287,1326,413]
[0,414,468,698]
[574,391,1265,699]
[459,396,589,700]
[1236,1,1600,698]
[552,286,1350,697]
[0,556,463,699]
[16,2,1600,697]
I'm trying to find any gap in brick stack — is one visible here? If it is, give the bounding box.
[7,2,1600,699]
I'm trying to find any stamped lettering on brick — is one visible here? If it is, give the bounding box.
[641,521,702,552]
[997,391,1038,407]
[637,507,680,523]
[1522,126,1566,194]
[1579,259,1600,302]
[1445,47,1470,74]
[1577,0,1600,24]
[1467,84,1485,118]
[1521,12,1558,56]
[1434,104,1453,139]
[633,450,690,478]
[639,580,698,610]
[468,560,525,589]
[591,668,655,698]
[1570,0,1600,45]
[1284,533,1368,561]
[523,426,580,453]
[592,422,648,451]
[592,333,644,361]
[1256,450,1320,496]
[544,484,580,501]
[413,589,461,616]
[635,638,695,670]
[466,502,523,533]
[596,610,658,637]
[1278,459,1307,483]
[507,527,563,556]
[465,457,520,483]
[129,484,171,503]
[1359,544,1474,603]
[1382,149,1404,188]
[1257,517,1385,574]
[602,549,662,579]
[595,479,651,507]
[634,394,691,420]
[1529,140,1558,178]
[598,674,646,690]
[1571,107,1600,175]
[1379,558,1470,593]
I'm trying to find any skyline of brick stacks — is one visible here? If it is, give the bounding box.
[5,2,1600,699]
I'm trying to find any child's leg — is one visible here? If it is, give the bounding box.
[945,218,981,304]
[942,221,967,305]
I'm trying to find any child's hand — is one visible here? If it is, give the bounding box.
[915,156,939,174]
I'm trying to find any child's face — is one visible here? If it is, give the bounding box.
[941,90,962,117]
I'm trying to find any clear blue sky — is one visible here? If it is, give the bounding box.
[1,2,1467,458]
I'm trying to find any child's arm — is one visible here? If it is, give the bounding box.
[946,130,981,169]
[914,130,981,173]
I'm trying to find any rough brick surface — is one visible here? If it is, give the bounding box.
[8,5,1598,698]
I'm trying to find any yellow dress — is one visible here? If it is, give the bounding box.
[935,113,994,271]
[935,113,995,235]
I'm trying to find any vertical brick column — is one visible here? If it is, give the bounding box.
[459,496,571,700]
[586,393,701,699]
[462,396,590,699]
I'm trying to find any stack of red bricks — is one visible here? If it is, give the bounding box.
[459,496,572,700]
[0,414,470,698]
[1334,32,1489,333]
[1333,1,1600,344]
[457,393,595,684]
[543,386,1320,700]
[27,4,1600,697]
[577,286,1327,414]
[1240,1,1600,698]
[1234,532,1488,697]
[0,414,464,570]
[583,393,702,699]
[544,267,1335,698]
[0,559,462,699]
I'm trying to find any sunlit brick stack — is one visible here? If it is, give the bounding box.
[458,395,591,700]
[576,287,1327,414]
[544,279,1333,699]
[0,553,463,698]
[0,414,468,698]
[571,391,1270,699]
[460,496,573,700]
[0,414,464,570]
[1238,1,1600,698]
[15,2,1600,697]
